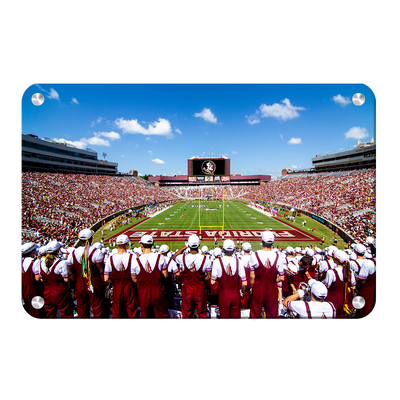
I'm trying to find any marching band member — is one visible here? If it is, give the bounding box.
[67,228,106,318]
[350,243,367,277]
[240,242,253,309]
[249,231,285,318]
[38,240,74,318]
[159,244,178,310]
[212,247,222,260]
[104,234,138,318]
[283,279,336,318]
[201,245,210,256]
[210,240,247,318]
[173,235,211,318]
[323,250,356,318]
[294,247,303,262]
[131,235,169,318]
[317,246,337,281]
[282,246,299,297]
[297,254,317,282]
[356,256,376,318]
[22,242,45,318]
[314,247,323,265]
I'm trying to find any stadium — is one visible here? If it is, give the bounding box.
[20,79,377,321]
[21,132,376,319]
[22,136,375,248]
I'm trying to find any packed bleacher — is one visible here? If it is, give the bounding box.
[22,172,180,247]
[22,169,375,247]
[238,169,376,244]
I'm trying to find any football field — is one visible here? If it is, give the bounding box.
[106,201,321,246]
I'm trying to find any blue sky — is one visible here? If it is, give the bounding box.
[22,84,375,179]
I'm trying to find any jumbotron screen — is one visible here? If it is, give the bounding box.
[190,158,227,176]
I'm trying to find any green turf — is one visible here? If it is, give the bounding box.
[93,200,347,252]
[135,201,290,231]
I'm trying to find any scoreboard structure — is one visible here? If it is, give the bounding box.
[187,156,231,184]
[148,156,271,186]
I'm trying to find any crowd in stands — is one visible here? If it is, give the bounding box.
[169,185,247,200]
[239,169,376,244]
[22,172,179,247]
[22,168,375,247]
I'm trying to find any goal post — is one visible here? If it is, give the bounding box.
[199,187,225,235]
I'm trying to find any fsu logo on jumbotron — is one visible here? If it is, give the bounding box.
[201,160,216,175]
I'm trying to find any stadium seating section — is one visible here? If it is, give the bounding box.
[22,169,375,246]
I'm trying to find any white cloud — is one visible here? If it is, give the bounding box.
[35,85,60,101]
[193,108,217,124]
[114,117,173,139]
[291,165,298,169]
[232,151,238,154]
[115,118,146,134]
[245,114,260,125]
[344,126,369,140]
[288,137,302,145]
[83,136,111,147]
[259,99,305,121]
[280,134,283,140]
[36,85,60,101]
[246,98,305,124]
[91,117,104,127]
[147,119,170,135]
[332,94,351,107]
[175,128,182,134]
[152,158,165,164]
[47,88,60,100]
[94,131,121,140]
[53,132,114,149]
[148,150,153,155]
[71,97,79,105]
